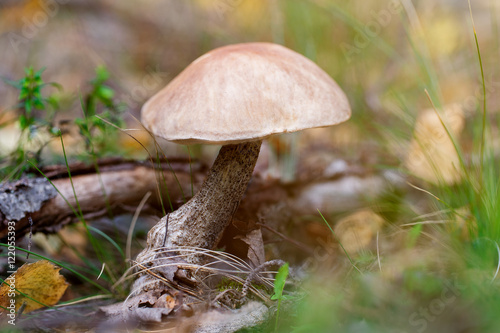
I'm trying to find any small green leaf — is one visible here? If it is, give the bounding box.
[406,223,423,248]
[34,77,44,85]
[19,115,28,129]
[34,99,45,110]
[34,67,46,77]
[19,89,29,100]
[92,116,104,128]
[46,95,60,110]
[2,77,23,89]
[271,263,289,300]
[46,82,63,91]
[97,86,114,100]
[94,66,110,82]
[24,100,32,115]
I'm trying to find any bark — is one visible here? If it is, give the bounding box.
[135,141,262,265]
[0,158,207,240]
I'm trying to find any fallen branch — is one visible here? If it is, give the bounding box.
[0,158,207,240]
[0,158,400,243]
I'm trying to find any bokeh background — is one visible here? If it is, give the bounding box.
[1,0,498,164]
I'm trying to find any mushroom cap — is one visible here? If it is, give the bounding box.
[141,42,351,144]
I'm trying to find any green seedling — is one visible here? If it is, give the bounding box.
[271,262,289,332]
[1,67,62,179]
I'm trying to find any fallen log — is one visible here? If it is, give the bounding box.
[0,157,403,242]
[0,158,207,240]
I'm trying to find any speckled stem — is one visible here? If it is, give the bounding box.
[136,140,262,265]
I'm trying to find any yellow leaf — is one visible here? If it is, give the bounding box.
[0,260,69,315]
[334,209,385,255]
[405,104,464,185]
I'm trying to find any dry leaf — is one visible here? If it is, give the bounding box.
[405,104,464,185]
[234,228,266,268]
[334,209,385,255]
[0,260,69,315]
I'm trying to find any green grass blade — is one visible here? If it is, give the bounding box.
[88,225,125,260]
[317,210,362,274]
[0,243,110,293]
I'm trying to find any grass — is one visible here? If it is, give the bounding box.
[0,68,145,318]
[270,262,289,331]
[1,63,229,323]
[243,1,500,332]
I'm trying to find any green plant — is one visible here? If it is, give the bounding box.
[75,66,126,158]
[1,67,62,179]
[0,66,137,304]
[271,262,289,332]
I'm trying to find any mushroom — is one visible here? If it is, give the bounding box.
[136,42,351,265]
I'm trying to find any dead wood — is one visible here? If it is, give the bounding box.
[0,158,207,240]
[0,157,402,244]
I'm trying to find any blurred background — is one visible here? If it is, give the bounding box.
[1,0,498,167]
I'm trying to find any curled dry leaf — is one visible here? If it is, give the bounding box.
[0,260,69,315]
[234,228,266,268]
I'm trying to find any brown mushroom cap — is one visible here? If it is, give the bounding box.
[141,42,351,145]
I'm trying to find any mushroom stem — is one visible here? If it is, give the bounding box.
[136,140,262,264]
